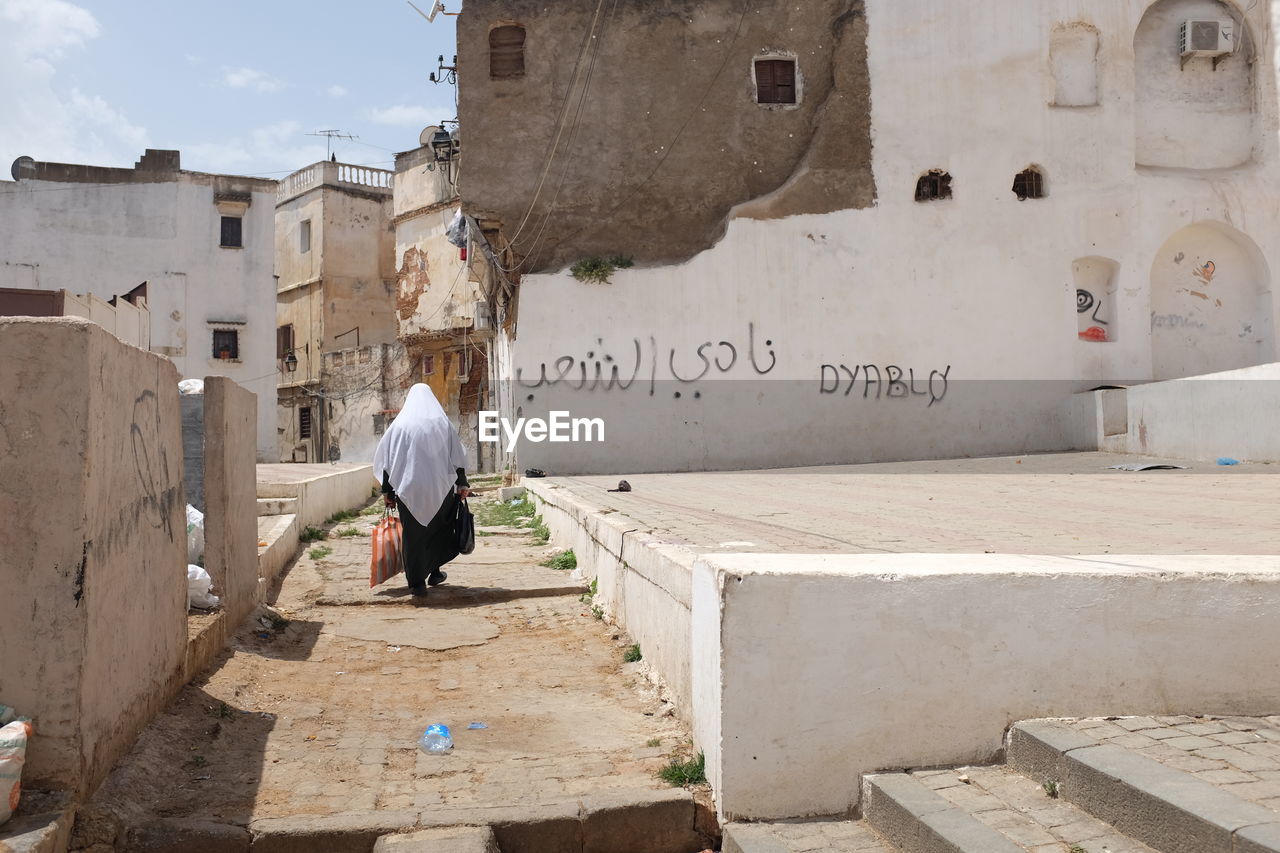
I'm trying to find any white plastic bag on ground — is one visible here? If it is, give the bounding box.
[0,705,33,826]
[185,505,205,564]
[178,378,204,395]
[187,565,221,610]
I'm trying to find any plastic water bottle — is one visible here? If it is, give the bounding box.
[419,724,453,753]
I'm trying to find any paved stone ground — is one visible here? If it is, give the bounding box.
[727,819,897,852]
[541,452,1279,556]
[81,502,694,839]
[914,766,1159,853]
[1064,715,1280,813]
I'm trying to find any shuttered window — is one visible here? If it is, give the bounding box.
[277,324,294,359]
[490,25,526,79]
[220,216,242,248]
[299,407,313,439]
[755,59,797,105]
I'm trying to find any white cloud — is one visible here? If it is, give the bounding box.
[327,84,348,98]
[180,120,328,177]
[0,0,150,169]
[222,66,286,94]
[368,104,451,127]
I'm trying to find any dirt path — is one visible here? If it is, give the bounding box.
[79,499,694,844]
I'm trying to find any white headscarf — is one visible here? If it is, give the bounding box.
[373,384,467,521]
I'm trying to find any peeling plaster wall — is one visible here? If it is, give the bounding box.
[482,0,1280,474]
[458,0,875,272]
[0,170,278,461]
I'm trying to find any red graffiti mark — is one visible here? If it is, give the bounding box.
[1079,326,1108,342]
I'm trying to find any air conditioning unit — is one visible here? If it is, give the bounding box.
[1180,19,1234,58]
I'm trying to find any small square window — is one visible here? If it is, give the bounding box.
[299,406,313,439]
[213,329,239,360]
[422,354,436,376]
[220,216,243,248]
[300,220,311,254]
[755,59,797,105]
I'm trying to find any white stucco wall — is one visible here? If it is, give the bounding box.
[505,0,1280,474]
[0,171,278,460]
[692,553,1280,822]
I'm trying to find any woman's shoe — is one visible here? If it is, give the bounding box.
[427,570,448,587]
[408,584,428,597]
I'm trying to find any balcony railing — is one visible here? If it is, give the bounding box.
[277,161,393,204]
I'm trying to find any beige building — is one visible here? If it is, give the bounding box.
[393,143,505,472]
[274,160,406,463]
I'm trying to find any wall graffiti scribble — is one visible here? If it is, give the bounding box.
[515,323,778,394]
[820,364,951,406]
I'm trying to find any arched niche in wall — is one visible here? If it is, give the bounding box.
[1075,257,1119,342]
[1150,222,1274,379]
[1134,0,1255,169]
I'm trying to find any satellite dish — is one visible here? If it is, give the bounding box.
[11,156,35,181]
[420,125,443,147]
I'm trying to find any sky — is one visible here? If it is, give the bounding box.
[0,0,461,180]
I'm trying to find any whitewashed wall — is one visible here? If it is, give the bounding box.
[0,176,278,460]
[505,0,1280,474]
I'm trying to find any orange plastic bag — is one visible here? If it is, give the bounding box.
[370,512,404,587]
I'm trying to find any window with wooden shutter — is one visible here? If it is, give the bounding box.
[299,406,312,439]
[755,59,797,105]
[277,324,294,358]
[220,216,242,248]
[490,25,526,79]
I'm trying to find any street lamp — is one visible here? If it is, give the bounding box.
[284,352,298,373]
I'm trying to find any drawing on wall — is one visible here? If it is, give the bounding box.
[1193,260,1216,284]
[1073,257,1119,344]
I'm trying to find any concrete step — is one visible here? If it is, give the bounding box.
[1009,719,1280,853]
[374,826,499,852]
[257,496,298,516]
[724,818,900,852]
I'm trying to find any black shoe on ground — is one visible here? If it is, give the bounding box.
[427,570,448,587]
[408,584,428,597]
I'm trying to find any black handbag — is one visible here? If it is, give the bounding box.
[455,497,475,555]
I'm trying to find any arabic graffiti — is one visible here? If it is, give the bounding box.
[515,323,778,395]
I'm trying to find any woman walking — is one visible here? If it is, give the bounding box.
[373,383,470,596]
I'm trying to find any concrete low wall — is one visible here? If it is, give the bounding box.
[204,377,260,628]
[691,553,1280,822]
[527,482,697,715]
[257,464,377,530]
[0,318,187,795]
[1068,362,1280,462]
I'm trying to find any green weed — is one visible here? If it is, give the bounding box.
[591,605,604,621]
[473,495,536,527]
[529,517,550,544]
[541,550,577,571]
[1043,780,1060,799]
[646,738,662,748]
[658,752,705,786]
[624,644,642,663]
[570,255,634,284]
[335,527,365,537]
[326,508,360,524]
[308,545,333,560]
[300,526,325,543]
[580,578,598,605]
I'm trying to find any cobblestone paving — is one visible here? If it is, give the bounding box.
[728,819,897,852]
[543,452,1279,556]
[87,512,691,828]
[1066,715,1280,813]
[914,766,1160,853]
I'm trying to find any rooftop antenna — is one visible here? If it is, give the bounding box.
[306,129,359,160]
[407,0,455,23]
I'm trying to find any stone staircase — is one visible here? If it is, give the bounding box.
[725,715,1280,853]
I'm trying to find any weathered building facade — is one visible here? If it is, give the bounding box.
[459,0,1280,474]
[275,160,407,463]
[0,150,278,460]
[393,145,499,472]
